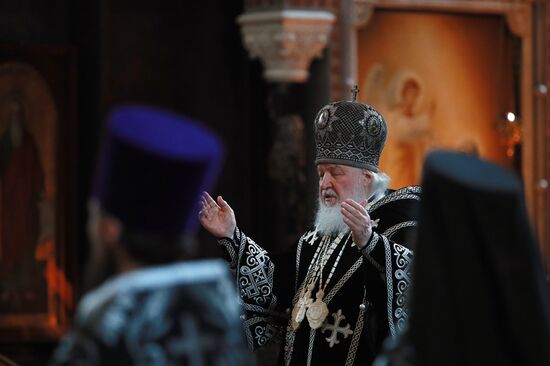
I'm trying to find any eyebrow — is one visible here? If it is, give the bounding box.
[318,165,344,175]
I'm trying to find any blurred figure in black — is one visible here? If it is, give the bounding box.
[375,150,550,366]
[51,105,253,365]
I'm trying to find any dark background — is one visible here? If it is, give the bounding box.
[0,1,329,363]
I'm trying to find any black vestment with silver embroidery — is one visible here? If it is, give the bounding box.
[218,186,420,366]
[50,260,253,366]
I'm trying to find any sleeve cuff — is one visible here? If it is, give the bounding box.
[216,227,241,268]
[358,231,380,255]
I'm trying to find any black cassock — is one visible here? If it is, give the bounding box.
[375,151,550,366]
[50,259,253,366]
[218,186,421,365]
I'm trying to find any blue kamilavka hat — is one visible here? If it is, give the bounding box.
[93,105,223,234]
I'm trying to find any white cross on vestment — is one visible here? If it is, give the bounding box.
[321,309,353,348]
[166,315,217,366]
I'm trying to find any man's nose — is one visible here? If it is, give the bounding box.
[320,173,332,189]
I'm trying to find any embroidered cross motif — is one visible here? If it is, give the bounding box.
[321,309,353,348]
[166,315,217,365]
[303,228,319,245]
[240,244,272,305]
[358,111,368,128]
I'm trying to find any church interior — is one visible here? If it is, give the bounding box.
[0,0,548,364]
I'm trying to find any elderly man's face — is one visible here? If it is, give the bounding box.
[317,163,369,207]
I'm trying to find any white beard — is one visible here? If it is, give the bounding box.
[314,183,369,236]
[314,202,348,235]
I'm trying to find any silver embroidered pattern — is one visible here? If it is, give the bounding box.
[284,231,326,365]
[217,227,244,266]
[292,233,330,307]
[393,243,412,332]
[253,321,277,347]
[239,239,273,306]
[405,185,422,194]
[382,235,396,337]
[306,328,317,366]
[295,233,307,292]
[383,221,418,240]
[295,228,324,294]
[323,257,363,304]
[369,186,421,213]
[301,256,364,365]
[242,316,267,349]
[345,291,367,366]
[284,325,296,366]
[364,231,380,255]
[305,233,348,330]
[285,235,364,366]
[302,228,319,245]
[235,232,278,349]
[283,186,418,363]
[218,237,237,264]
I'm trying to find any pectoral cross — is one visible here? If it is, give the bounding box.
[351,85,359,102]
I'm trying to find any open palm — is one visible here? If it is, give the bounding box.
[199,192,236,238]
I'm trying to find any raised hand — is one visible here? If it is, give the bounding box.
[198,192,236,239]
[341,198,372,249]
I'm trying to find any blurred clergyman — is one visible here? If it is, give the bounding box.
[51,106,253,365]
[375,151,550,366]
